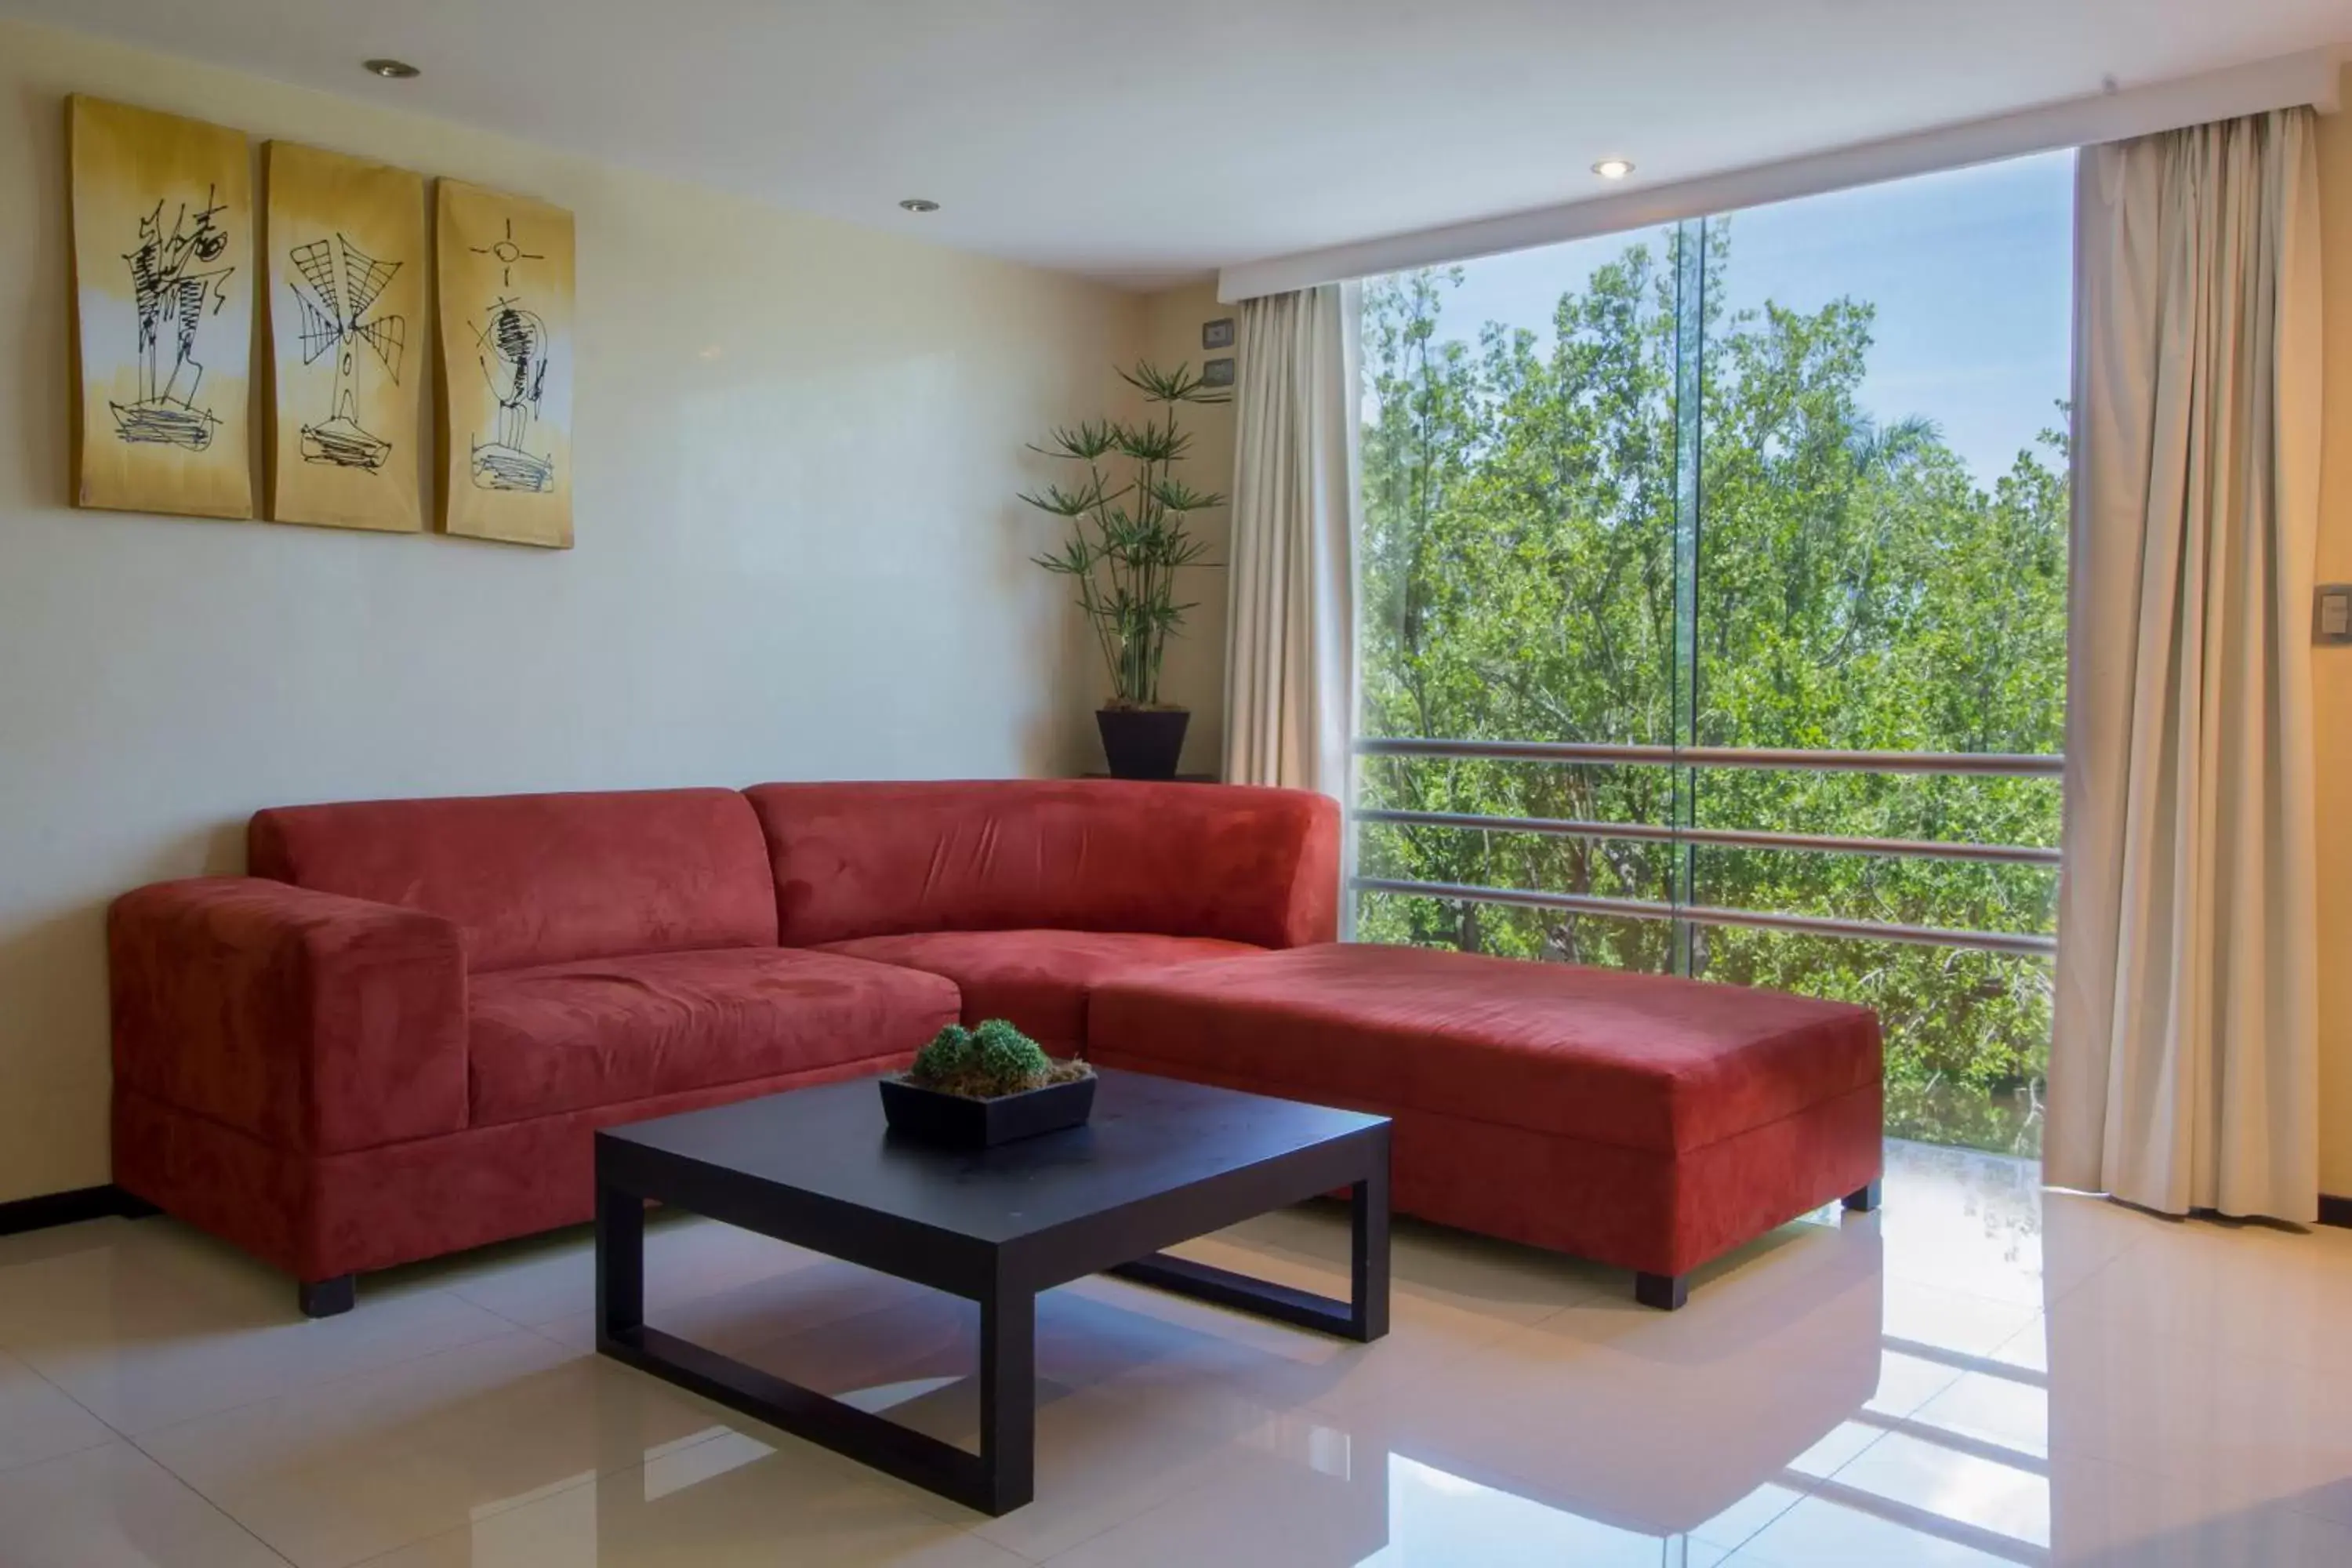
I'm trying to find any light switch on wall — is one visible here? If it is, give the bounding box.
[2319,585,2352,644]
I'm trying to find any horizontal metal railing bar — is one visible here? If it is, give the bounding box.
[1353,808,2062,867]
[1350,876,2059,958]
[1356,737,2065,777]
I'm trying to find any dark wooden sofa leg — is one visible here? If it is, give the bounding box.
[1634,1271,1688,1312]
[1843,1179,1883,1214]
[298,1274,355,1319]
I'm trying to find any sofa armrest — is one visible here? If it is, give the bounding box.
[109,877,468,1154]
[1277,791,1344,947]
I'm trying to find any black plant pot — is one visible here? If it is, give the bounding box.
[879,1071,1097,1149]
[1095,707,1189,780]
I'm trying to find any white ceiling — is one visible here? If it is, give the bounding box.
[9,0,2350,289]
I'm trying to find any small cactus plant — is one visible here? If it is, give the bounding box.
[902,1018,1089,1099]
[911,1024,977,1084]
[973,1018,1051,1087]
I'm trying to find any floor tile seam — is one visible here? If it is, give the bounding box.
[332,1466,612,1568]
[1685,1480,1820,1564]
[111,1430,306,1568]
[2027,1311,2352,1387]
[441,1242,831,1326]
[522,1316,584,1353]
[1979,1310,2048,1367]
[1722,1425,1997,1559]
[1096,1221,1628,1322]
[1410,1425,1820,1555]
[1080,1368,1413,1459]
[2030,1422,2318,1483]
[0,1429,114,1476]
[441,1279,574,1327]
[1501,1274,1626,1324]
[1871,1358,1971,1425]
[0,1346,131,1463]
[1487,1319,1921,1394]
[118,1308,572,1449]
[0,1426,116,1478]
[2051,1260,2352,1326]
[2285,1496,2352,1533]
[447,1282,581,1333]
[2054,1446,2352,1535]
[644,1258,987,1357]
[1874,1259,2070,1319]
[1794,1421,1898,1494]
[2024,1217,2157,1311]
[1015,1461,1243,1566]
[1280,1321,1543,1427]
[132,1398,691,1568]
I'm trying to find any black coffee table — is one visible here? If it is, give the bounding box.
[593,1068,1390,1515]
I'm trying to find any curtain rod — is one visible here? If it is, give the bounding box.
[1218,46,2343,302]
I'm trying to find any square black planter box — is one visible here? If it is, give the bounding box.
[879,1071,1097,1149]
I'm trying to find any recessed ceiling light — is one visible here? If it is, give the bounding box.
[364,58,420,80]
[1592,158,1635,181]
[898,198,940,213]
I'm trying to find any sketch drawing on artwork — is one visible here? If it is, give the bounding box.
[111,187,235,451]
[466,217,555,493]
[286,234,407,472]
[471,218,543,287]
[436,180,573,545]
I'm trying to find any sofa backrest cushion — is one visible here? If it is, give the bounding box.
[742,779,1340,949]
[249,789,779,972]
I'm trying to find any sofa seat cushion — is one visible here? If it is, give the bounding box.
[1087,942,1881,1155]
[468,947,960,1125]
[814,929,1267,1051]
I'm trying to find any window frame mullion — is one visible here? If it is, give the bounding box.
[1668,218,1707,977]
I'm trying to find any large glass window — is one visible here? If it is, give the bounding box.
[1355,154,2072,1156]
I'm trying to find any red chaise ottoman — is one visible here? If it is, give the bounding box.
[1087,942,1884,1308]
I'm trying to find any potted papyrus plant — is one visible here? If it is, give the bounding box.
[1021,362,1229,779]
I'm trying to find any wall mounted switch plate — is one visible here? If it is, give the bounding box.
[2318,584,2352,644]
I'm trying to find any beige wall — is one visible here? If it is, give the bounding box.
[2314,82,2352,1194]
[0,19,1143,1201]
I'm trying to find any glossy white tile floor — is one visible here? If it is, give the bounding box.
[7,1141,2352,1566]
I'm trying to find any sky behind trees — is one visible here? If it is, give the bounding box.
[1413,151,2074,484]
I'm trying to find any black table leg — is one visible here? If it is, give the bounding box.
[597,1181,644,1341]
[1106,1151,1392,1345]
[1350,1167,1391,1341]
[979,1280,1036,1514]
[595,1206,1036,1518]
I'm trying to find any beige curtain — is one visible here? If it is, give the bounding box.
[2049,109,2322,1220]
[1223,282,1361,797]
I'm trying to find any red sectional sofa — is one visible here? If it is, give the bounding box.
[109,781,1337,1316]
[108,777,1880,1320]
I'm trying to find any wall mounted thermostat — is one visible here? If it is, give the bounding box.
[2319,585,2352,644]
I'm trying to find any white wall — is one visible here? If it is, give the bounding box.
[0,19,1144,1201]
